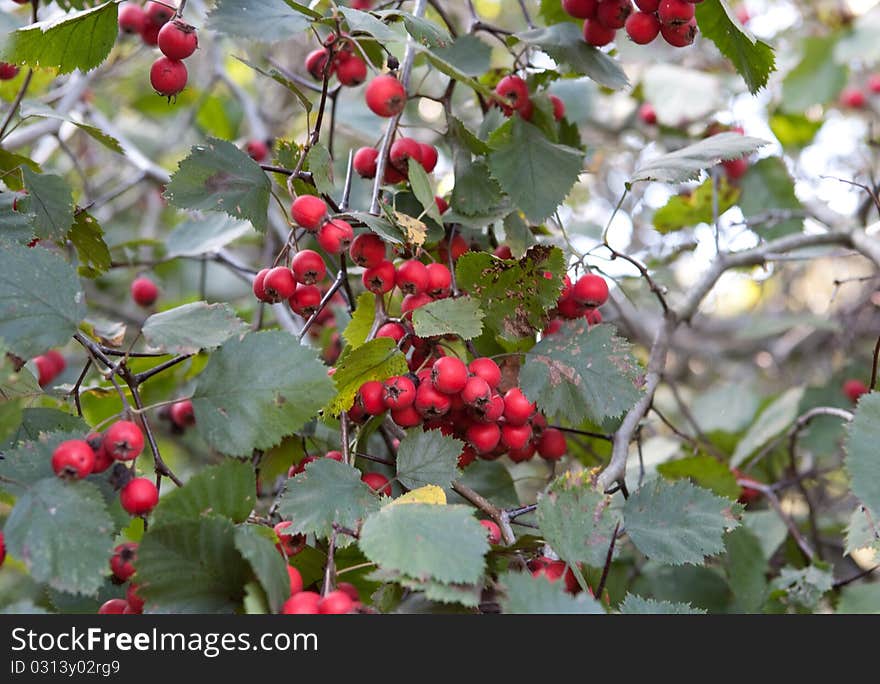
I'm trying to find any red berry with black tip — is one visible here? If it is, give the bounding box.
[150,57,188,97]
[495,75,530,113]
[383,375,417,409]
[120,478,159,516]
[537,428,567,461]
[573,274,609,307]
[395,259,429,295]
[480,520,502,545]
[658,0,695,25]
[363,260,396,294]
[349,232,386,268]
[253,268,272,302]
[432,356,469,395]
[158,20,198,60]
[52,440,96,479]
[170,400,195,428]
[660,18,697,47]
[389,137,423,173]
[118,3,146,34]
[357,380,387,415]
[291,249,327,285]
[415,382,452,419]
[263,267,297,302]
[466,422,501,454]
[110,542,138,582]
[362,472,392,496]
[596,0,632,29]
[317,219,354,255]
[131,277,159,307]
[461,375,492,409]
[104,420,145,462]
[291,195,328,231]
[336,55,367,86]
[365,75,407,117]
[425,263,452,298]
[145,1,173,27]
[289,284,322,318]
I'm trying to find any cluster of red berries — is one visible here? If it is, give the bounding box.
[131,276,159,307]
[119,2,196,99]
[50,421,159,516]
[564,0,700,48]
[32,349,66,387]
[839,75,880,109]
[354,136,440,185]
[98,543,145,614]
[306,33,368,88]
[529,556,586,595]
[493,75,566,122]
[544,272,609,334]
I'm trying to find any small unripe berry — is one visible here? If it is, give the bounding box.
[362,472,392,496]
[365,75,407,117]
[150,57,188,98]
[52,440,96,479]
[104,420,145,462]
[157,20,198,60]
[131,276,159,307]
[290,195,328,231]
[120,478,159,516]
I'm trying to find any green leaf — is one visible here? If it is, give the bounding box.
[451,157,504,216]
[837,583,880,614]
[503,211,536,258]
[19,101,123,154]
[737,157,803,239]
[396,429,461,490]
[844,505,879,563]
[618,594,706,614]
[367,568,482,607]
[449,459,519,509]
[0,192,34,242]
[306,142,334,197]
[207,0,312,43]
[455,245,564,344]
[498,571,605,614]
[21,167,74,242]
[695,0,776,94]
[0,412,87,452]
[487,117,583,223]
[347,212,405,245]
[339,7,399,42]
[742,510,788,561]
[411,295,484,340]
[656,455,741,500]
[68,211,111,277]
[769,564,833,611]
[276,458,381,541]
[723,526,767,612]
[407,158,442,224]
[325,338,409,417]
[652,177,739,234]
[780,35,847,114]
[0,431,82,494]
[845,393,880,517]
[516,23,629,91]
[165,215,253,258]
[137,517,250,613]
[234,525,290,614]
[519,321,643,425]
[1,2,118,74]
[431,35,491,77]
[623,478,742,565]
[692,382,760,434]
[164,138,271,234]
[234,56,312,113]
[730,387,805,467]
[768,111,822,149]
[399,12,452,48]
[342,292,376,349]
[0,240,86,359]
[4,478,114,596]
[632,133,768,184]
[192,331,335,456]
[360,503,488,584]
[152,461,256,527]
[537,472,619,568]
[142,301,248,355]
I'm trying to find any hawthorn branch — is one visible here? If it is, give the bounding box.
[453,481,516,545]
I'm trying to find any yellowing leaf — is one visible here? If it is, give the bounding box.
[394,211,427,247]
[389,485,447,506]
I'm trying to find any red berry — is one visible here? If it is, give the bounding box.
[635,0,660,10]
[286,565,304,596]
[458,445,478,468]
[88,433,114,474]
[158,20,198,60]
[438,234,468,263]
[466,422,501,454]
[562,0,597,19]
[869,74,880,94]
[572,274,609,307]
[480,519,502,545]
[419,144,439,173]
[383,375,417,409]
[362,472,392,496]
[353,147,379,178]
[395,259,429,295]
[625,11,661,44]
[365,75,407,117]
[843,379,869,403]
[104,420,145,462]
[435,196,449,214]
[98,599,129,615]
[840,87,867,109]
[376,322,406,344]
[0,63,18,80]
[51,440,95,479]
[131,276,159,307]
[110,542,138,582]
[291,249,327,285]
[461,375,492,408]
[501,423,532,451]
[349,232,386,267]
[120,478,159,516]
[118,4,146,34]
[253,268,271,302]
[150,57,188,97]
[425,263,452,298]
[468,357,501,390]
[357,380,387,415]
[289,284,322,318]
[275,521,305,555]
[495,75,530,113]
[317,219,354,255]
[537,428,567,460]
[476,393,505,423]
[550,95,566,121]
[291,195,328,231]
[306,49,333,80]
[34,350,66,387]
[145,1,174,27]
[431,356,469,395]
[318,590,355,614]
[723,157,749,180]
[639,102,657,125]
[597,0,632,28]
[362,260,396,294]
[414,382,452,419]
[246,139,270,162]
[263,267,297,301]
[586,308,603,325]
[503,388,535,426]
[400,292,432,318]
[282,591,321,614]
[336,56,367,86]
[389,137,423,174]
[337,582,359,602]
[584,20,616,46]
[508,443,536,463]
[170,399,195,428]
[391,405,422,428]
[658,0,695,25]
[660,18,697,47]
[140,22,160,46]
